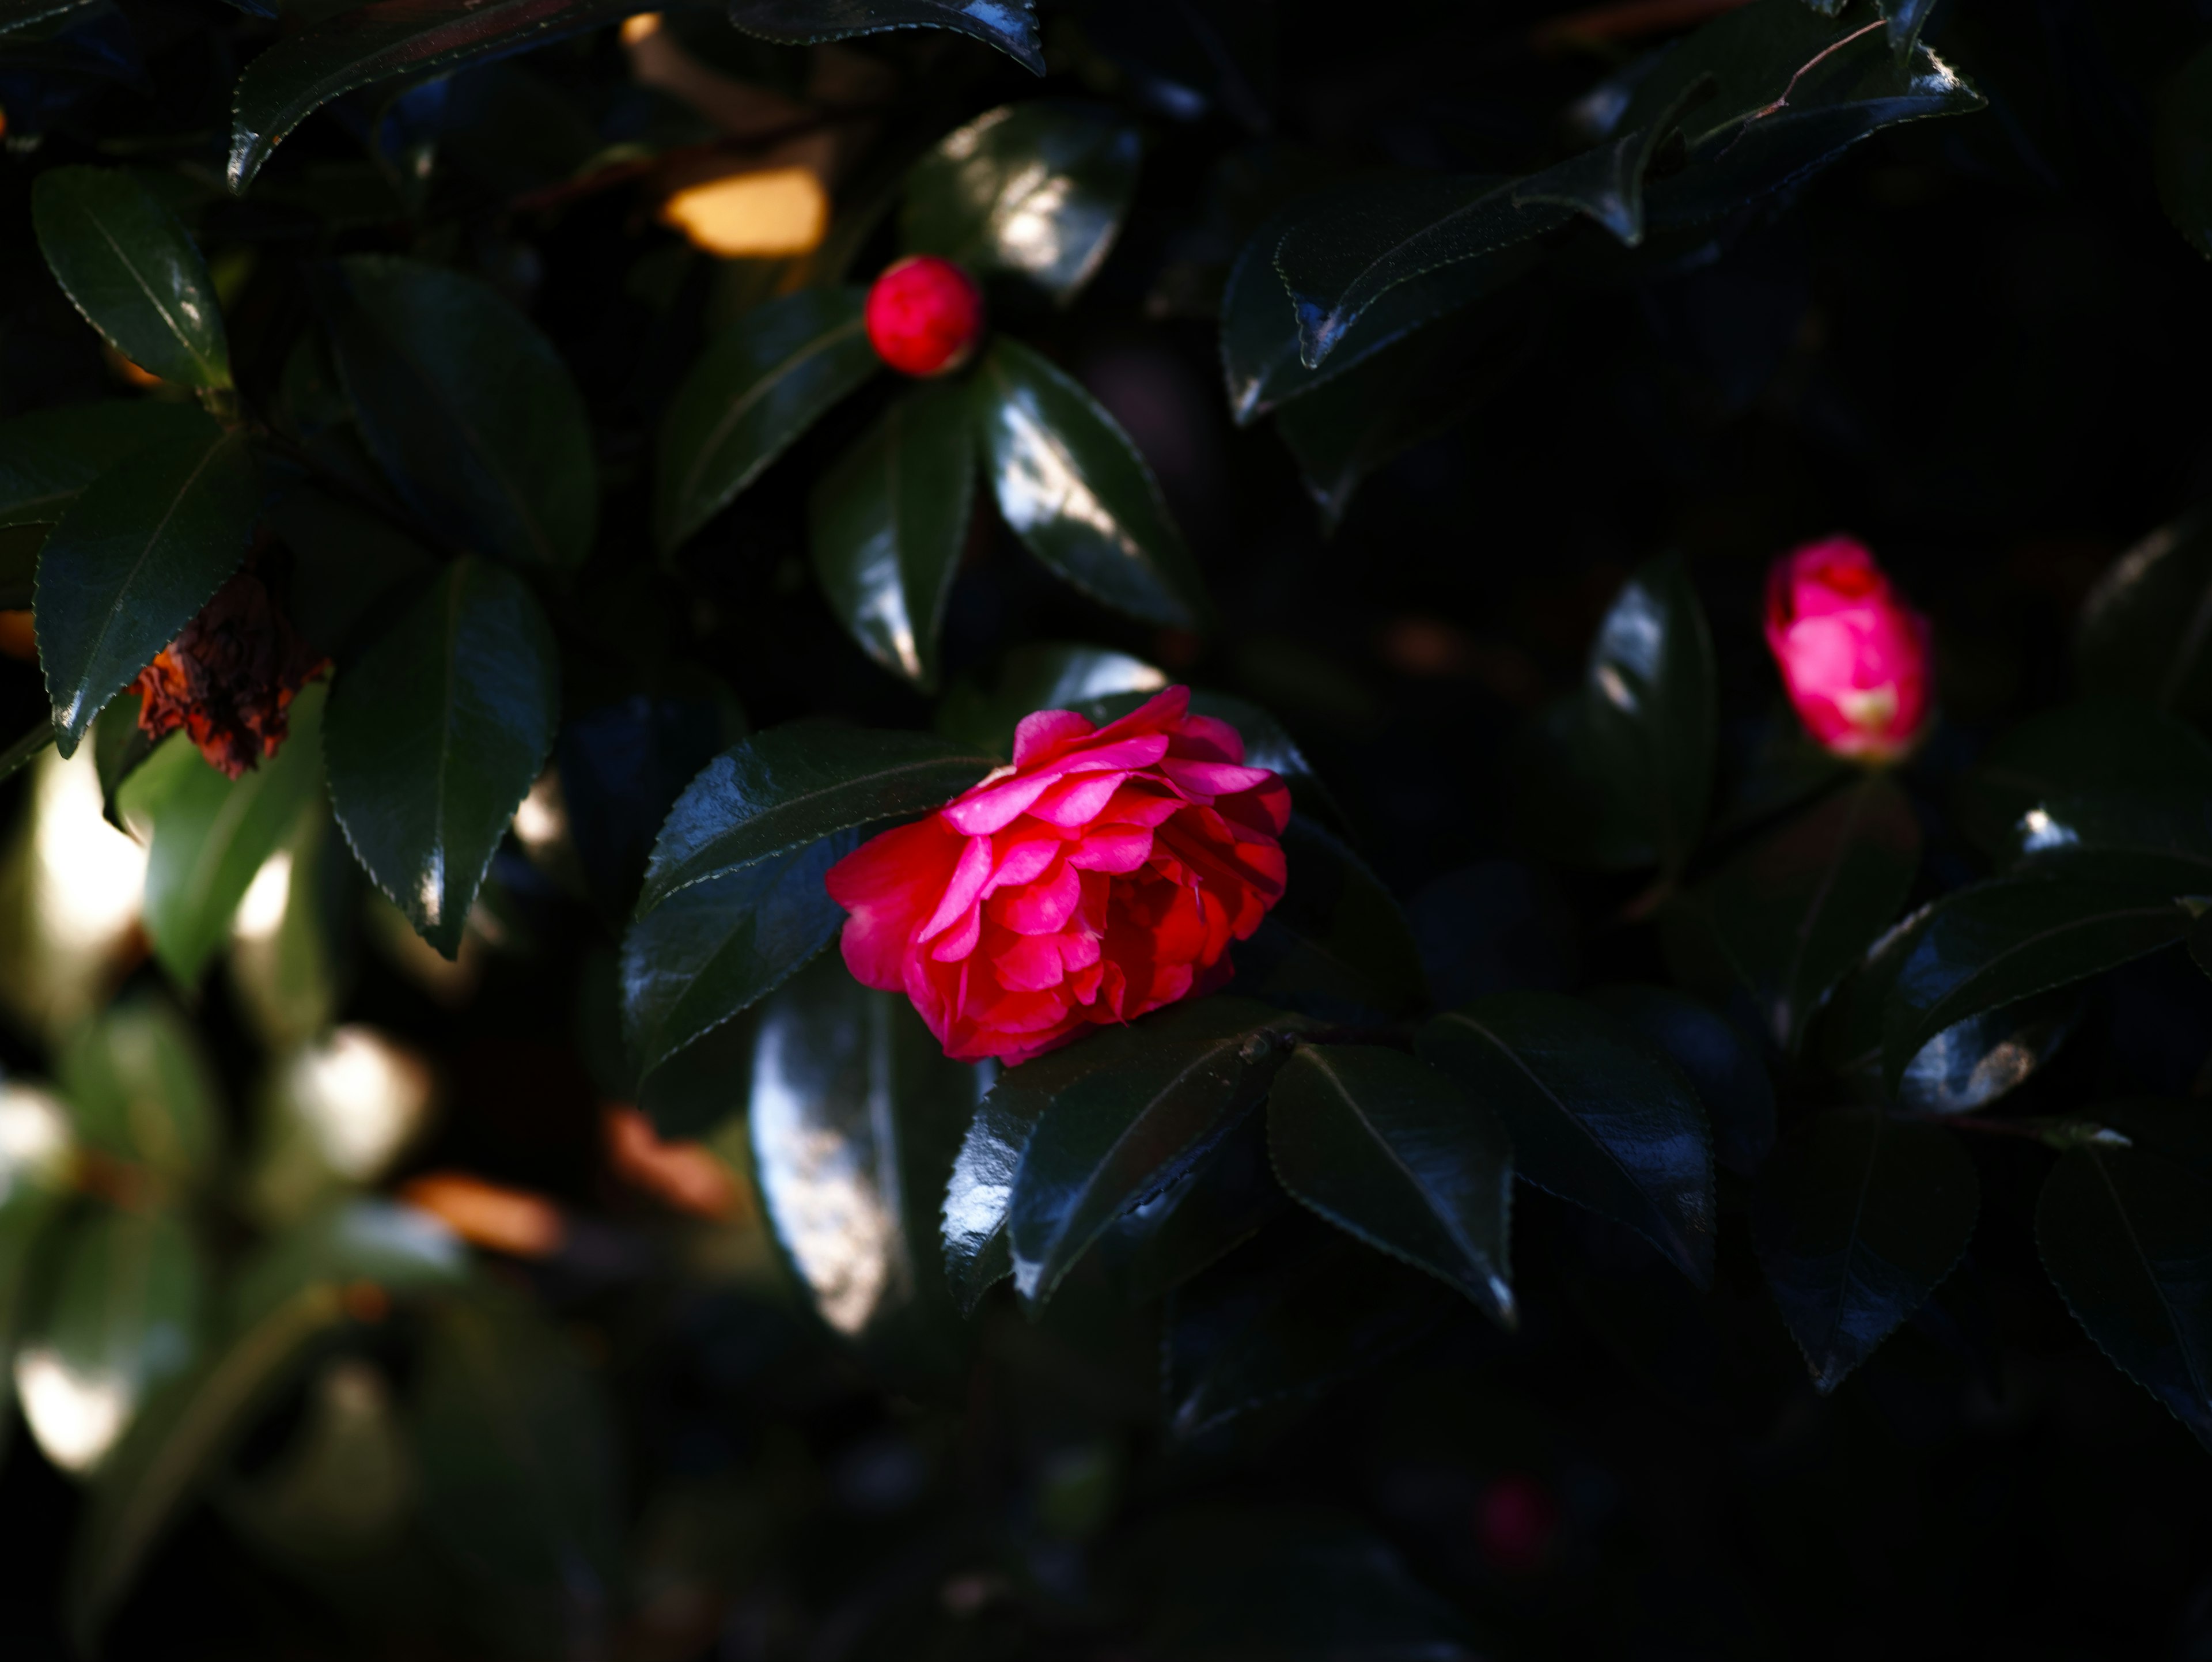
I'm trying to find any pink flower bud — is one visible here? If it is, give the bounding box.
[1763,537,1934,762]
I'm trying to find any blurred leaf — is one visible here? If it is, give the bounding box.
[410,1288,622,1655]
[1956,698,2212,859]
[1752,1108,1978,1393]
[1512,553,1717,875]
[267,483,437,660]
[2076,514,2212,729]
[0,1084,75,1346]
[1232,815,1425,1022]
[655,287,876,555]
[974,337,1206,630]
[1588,983,1775,1179]
[63,1202,462,1646]
[1268,1043,1514,1326]
[942,1065,1035,1313]
[1691,774,1921,1053]
[2039,1100,2212,1451]
[638,725,991,912]
[226,0,638,191]
[933,641,1167,755]
[92,691,153,829]
[0,401,215,529]
[2157,41,2212,262]
[216,1357,415,1572]
[118,680,327,987]
[730,0,1043,74]
[556,695,736,920]
[313,256,597,570]
[34,424,262,756]
[809,376,975,690]
[748,952,985,1376]
[32,166,230,390]
[1881,865,2196,1097]
[324,556,561,957]
[58,996,222,1186]
[1417,992,1715,1288]
[14,1206,206,1476]
[1003,996,1312,1311]
[244,1031,437,1228]
[229,801,352,1050]
[904,100,1141,302]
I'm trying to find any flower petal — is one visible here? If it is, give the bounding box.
[916,835,994,942]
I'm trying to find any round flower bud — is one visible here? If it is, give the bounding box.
[1764,536,1934,763]
[825,687,1289,1065]
[864,254,985,377]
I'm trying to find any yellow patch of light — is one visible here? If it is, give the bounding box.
[286,1026,435,1180]
[660,167,828,259]
[14,1350,130,1472]
[620,10,660,43]
[233,849,292,942]
[35,744,147,951]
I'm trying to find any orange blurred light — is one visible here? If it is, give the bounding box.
[399,1172,564,1258]
[0,610,36,662]
[620,10,661,42]
[604,1104,745,1222]
[659,166,828,258]
[102,346,164,389]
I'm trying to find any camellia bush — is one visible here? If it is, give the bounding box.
[2,0,2212,1653]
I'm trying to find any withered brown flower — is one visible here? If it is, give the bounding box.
[132,567,327,779]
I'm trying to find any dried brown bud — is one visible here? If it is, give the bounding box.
[132,567,327,779]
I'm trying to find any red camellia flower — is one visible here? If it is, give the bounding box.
[825,687,1290,1065]
[864,254,984,377]
[1763,536,1934,763]
[132,567,326,779]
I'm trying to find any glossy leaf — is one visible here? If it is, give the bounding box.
[267,483,438,658]
[1752,1108,1978,1392]
[1589,983,1775,1179]
[1693,774,1921,1053]
[1881,866,2196,1097]
[1512,73,1719,247]
[973,336,1207,630]
[809,376,975,690]
[1416,993,1715,1288]
[748,952,985,1372]
[13,1206,206,1475]
[1002,996,1312,1311]
[2075,512,2212,727]
[904,101,1141,302]
[941,1069,1035,1313]
[34,423,262,756]
[639,725,991,912]
[0,401,215,530]
[2157,41,2212,261]
[117,680,327,987]
[227,0,638,191]
[729,0,1041,74]
[58,997,221,1187]
[1267,1044,1514,1326]
[314,256,597,570]
[1883,0,1936,59]
[656,286,876,555]
[324,556,562,957]
[1956,697,2212,861]
[1512,553,1717,876]
[2038,1100,2212,1451]
[32,166,230,390]
[622,833,856,1091]
[63,1202,463,1646]
[1231,814,1426,1022]
[1108,1110,1285,1305]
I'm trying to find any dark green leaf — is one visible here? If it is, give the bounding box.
[903,100,1141,302]
[0,525,43,610]
[1267,1044,1514,1326]
[1512,73,1718,245]
[1588,983,1775,1178]
[933,641,1166,755]
[1881,865,2196,1097]
[35,423,262,755]
[2037,1100,2212,1452]
[729,0,1042,75]
[2075,513,2212,728]
[58,996,222,1186]
[638,725,991,912]
[93,691,153,830]
[0,401,215,529]
[226,0,637,192]
[313,256,598,570]
[1161,1225,1457,1443]
[1752,1108,1978,1392]
[1692,774,1921,1053]
[0,1084,75,1346]
[62,1201,463,1648]
[1511,552,1717,875]
[1956,697,2212,860]
[116,680,327,987]
[323,556,561,957]
[1232,814,1425,1022]
[974,337,1206,630]
[266,483,438,658]
[1416,992,1715,1287]
[32,167,230,390]
[656,286,876,555]
[1004,996,1312,1311]
[2157,41,2212,260]
[14,1206,206,1475]
[1883,0,1936,58]
[747,952,985,1376]
[942,1066,1035,1313]
[1107,1111,1285,1305]
[809,376,975,690]
[622,833,855,1089]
